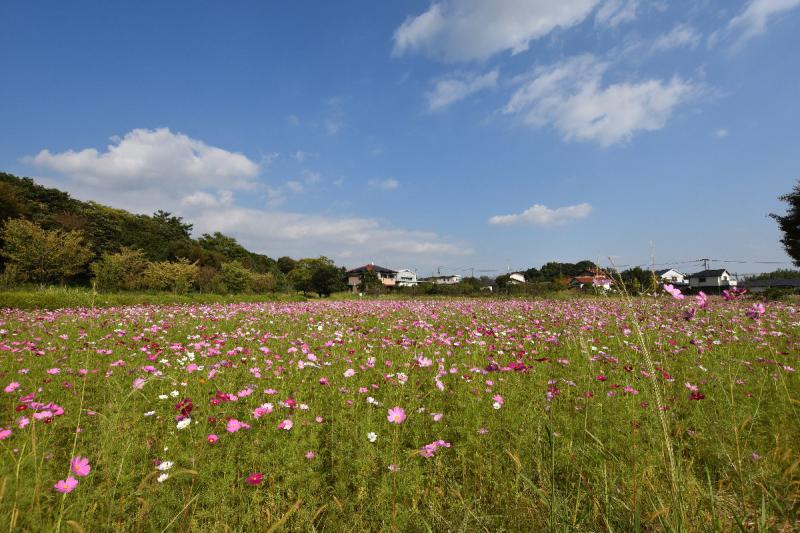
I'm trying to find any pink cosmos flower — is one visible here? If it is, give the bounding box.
[71,456,91,477]
[305,451,316,460]
[17,417,29,429]
[226,419,250,433]
[132,378,145,390]
[0,428,11,440]
[431,413,443,422]
[695,291,708,309]
[252,403,273,419]
[387,406,406,424]
[492,394,504,406]
[746,303,765,320]
[246,472,263,486]
[207,434,218,444]
[277,419,293,431]
[343,369,356,378]
[4,382,20,393]
[54,477,79,493]
[663,284,685,300]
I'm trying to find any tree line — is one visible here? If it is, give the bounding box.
[0,173,345,296]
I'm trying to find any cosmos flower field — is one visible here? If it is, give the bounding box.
[1,298,798,530]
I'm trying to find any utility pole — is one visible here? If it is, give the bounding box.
[699,258,710,271]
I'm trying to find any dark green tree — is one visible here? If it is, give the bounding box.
[771,181,800,266]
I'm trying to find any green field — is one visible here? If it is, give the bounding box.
[0,297,797,531]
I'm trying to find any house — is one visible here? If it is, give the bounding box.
[508,272,526,285]
[570,268,613,290]
[687,269,737,289]
[395,269,418,287]
[345,263,398,292]
[655,268,687,286]
[420,274,462,285]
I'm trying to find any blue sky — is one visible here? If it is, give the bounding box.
[1,1,798,277]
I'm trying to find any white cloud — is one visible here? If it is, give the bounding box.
[392,0,599,62]
[489,202,592,226]
[368,178,400,191]
[25,128,466,266]
[713,127,729,138]
[652,23,702,51]
[727,0,800,43]
[427,69,499,111]
[285,180,304,193]
[504,55,699,146]
[26,127,260,191]
[595,0,638,27]
[193,207,471,263]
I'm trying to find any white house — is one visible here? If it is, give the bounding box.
[421,274,462,285]
[656,268,687,286]
[508,272,526,284]
[395,269,418,287]
[688,269,738,289]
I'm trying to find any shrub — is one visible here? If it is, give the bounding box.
[249,271,278,293]
[90,248,149,291]
[141,259,199,294]
[0,218,93,284]
[219,261,251,293]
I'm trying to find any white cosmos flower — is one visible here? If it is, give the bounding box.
[144,411,156,417]
[367,432,378,443]
[157,473,169,483]
[176,418,191,430]
[156,461,173,471]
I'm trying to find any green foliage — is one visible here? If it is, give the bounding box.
[249,271,278,293]
[288,257,340,295]
[90,247,149,291]
[218,261,252,293]
[141,258,199,294]
[277,256,296,274]
[771,181,800,266]
[524,260,597,283]
[618,267,657,294]
[1,218,93,284]
[359,269,382,294]
[747,268,800,281]
[310,262,346,297]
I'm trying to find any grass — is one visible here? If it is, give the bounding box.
[0,297,797,530]
[0,286,307,310]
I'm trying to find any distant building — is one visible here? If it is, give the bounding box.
[655,268,687,286]
[345,264,398,292]
[421,274,462,285]
[570,268,613,290]
[395,269,418,287]
[687,269,737,289]
[508,272,526,284]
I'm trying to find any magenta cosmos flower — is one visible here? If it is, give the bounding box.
[387,406,406,424]
[246,472,263,485]
[54,476,79,493]
[70,456,91,477]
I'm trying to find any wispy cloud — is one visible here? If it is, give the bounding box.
[392,0,599,62]
[652,23,702,51]
[489,202,592,226]
[427,69,498,111]
[504,55,700,147]
[368,178,400,191]
[727,0,800,43]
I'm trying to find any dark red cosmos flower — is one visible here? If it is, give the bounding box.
[246,472,264,486]
[689,391,705,401]
[175,398,193,420]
